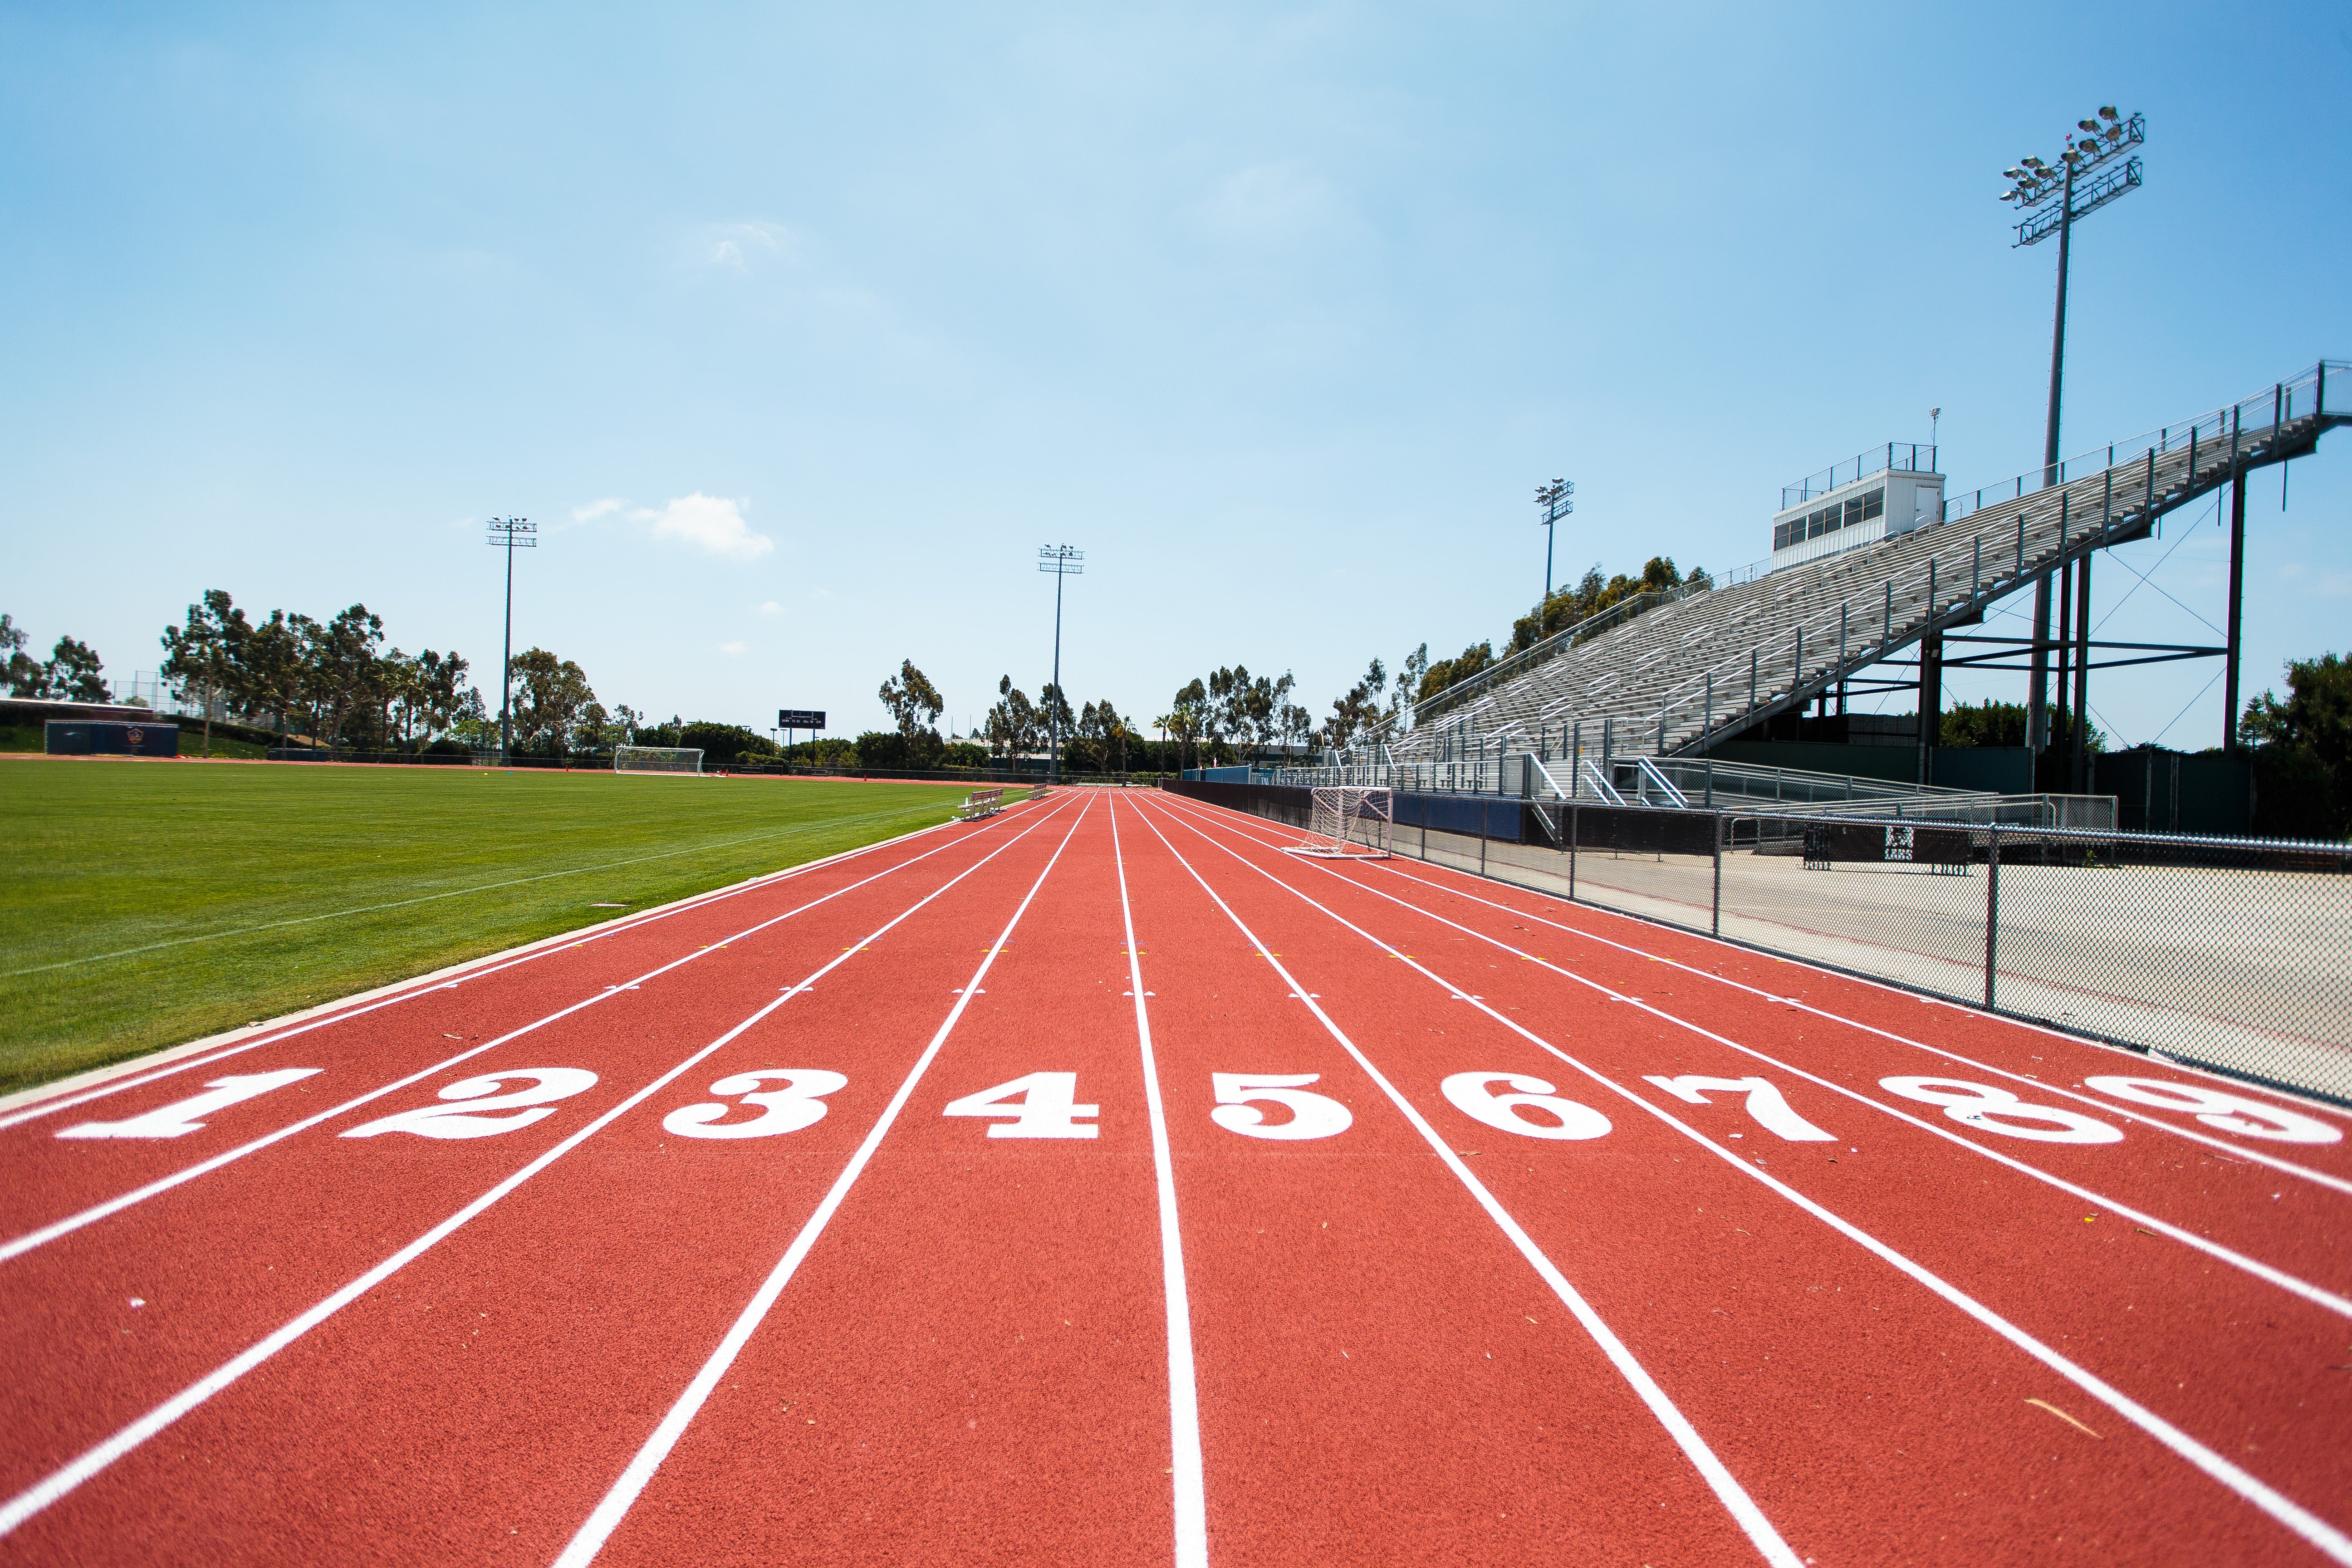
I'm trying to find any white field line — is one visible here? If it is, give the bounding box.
[550,794,1097,1568]
[1128,802,1804,1568]
[0,796,1077,1268]
[1108,795,1209,1568]
[1156,793,2352,1196]
[1140,796,2352,1566]
[0,797,1045,1131]
[0,793,1082,1543]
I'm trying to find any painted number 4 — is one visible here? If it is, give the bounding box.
[944,1073,1099,1139]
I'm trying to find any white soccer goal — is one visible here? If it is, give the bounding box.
[1283,786,1393,859]
[614,746,704,776]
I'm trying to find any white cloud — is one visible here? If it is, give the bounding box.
[639,493,774,561]
[757,600,782,615]
[693,221,794,274]
[570,497,626,524]
[719,640,749,657]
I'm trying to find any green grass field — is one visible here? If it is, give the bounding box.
[0,758,986,1094]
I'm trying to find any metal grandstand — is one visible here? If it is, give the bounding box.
[1290,362,2347,804]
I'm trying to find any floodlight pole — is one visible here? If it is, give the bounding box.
[1037,544,1083,782]
[485,517,535,761]
[1534,478,1573,604]
[2001,108,2143,769]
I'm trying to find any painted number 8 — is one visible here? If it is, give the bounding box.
[1879,1077,2121,1144]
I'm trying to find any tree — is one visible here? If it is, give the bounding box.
[1321,658,1387,751]
[237,612,309,745]
[878,660,945,739]
[1418,641,1492,704]
[2,615,44,697]
[1388,643,1429,731]
[1038,682,1076,763]
[510,648,597,756]
[42,636,109,703]
[987,675,1039,760]
[2241,652,2352,840]
[1170,678,1209,769]
[300,604,384,748]
[1939,701,2029,749]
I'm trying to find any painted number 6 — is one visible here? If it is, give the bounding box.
[1879,1076,2120,1144]
[1441,1072,1611,1141]
[1210,1074,1353,1141]
[664,1070,849,1140]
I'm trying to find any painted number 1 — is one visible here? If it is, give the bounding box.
[58,1069,323,1140]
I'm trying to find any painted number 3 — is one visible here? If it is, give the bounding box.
[664,1070,848,1139]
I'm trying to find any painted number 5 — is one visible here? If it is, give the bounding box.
[1441,1072,1611,1141]
[664,1070,849,1139]
[1210,1073,1352,1141]
[341,1069,599,1140]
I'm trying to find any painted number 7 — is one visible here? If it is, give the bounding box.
[1643,1075,1836,1142]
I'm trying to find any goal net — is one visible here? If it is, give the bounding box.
[1283,786,1393,859]
[614,746,704,775]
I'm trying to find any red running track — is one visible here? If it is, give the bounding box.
[2,787,2347,1566]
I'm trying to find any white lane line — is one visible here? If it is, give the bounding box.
[1108,795,1209,1568]
[1155,794,2352,1205]
[0,793,1082,1544]
[0,801,1020,1133]
[1140,794,2352,1567]
[0,794,1079,1268]
[550,794,1097,1568]
[1128,800,1803,1568]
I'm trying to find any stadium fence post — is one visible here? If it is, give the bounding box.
[1983,825,2002,1010]
[1567,805,1578,900]
[1711,813,1724,937]
[1479,806,1488,876]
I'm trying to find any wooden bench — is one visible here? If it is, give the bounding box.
[955,787,1005,822]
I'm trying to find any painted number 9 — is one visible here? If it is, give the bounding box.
[2085,1076,2341,1145]
[1441,1072,1611,1141]
[1879,1076,2121,1144]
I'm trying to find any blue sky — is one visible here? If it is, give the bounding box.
[5,2,2347,749]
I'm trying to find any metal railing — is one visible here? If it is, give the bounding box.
[1782,441,1938,509]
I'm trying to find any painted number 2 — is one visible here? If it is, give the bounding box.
[664,1070,848,1139]
[341,1069,599,1140]
[943,1073,1100,1139]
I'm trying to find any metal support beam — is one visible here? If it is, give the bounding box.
[2070,553,2092,791]
[2224,450,2248,752]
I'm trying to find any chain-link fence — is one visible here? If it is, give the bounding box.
[1551,803,2352,1106]
[1162,779,2352,1104]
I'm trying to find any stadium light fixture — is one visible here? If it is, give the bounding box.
[2000,106,2141,767]
[1533,477,1574,603]
[484,517,535,762]
[1037,544,1083,782]
[2001,108,2142,487]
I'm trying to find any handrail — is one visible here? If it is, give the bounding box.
[1634,756,1690,808]
[1581,758,1626,804]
